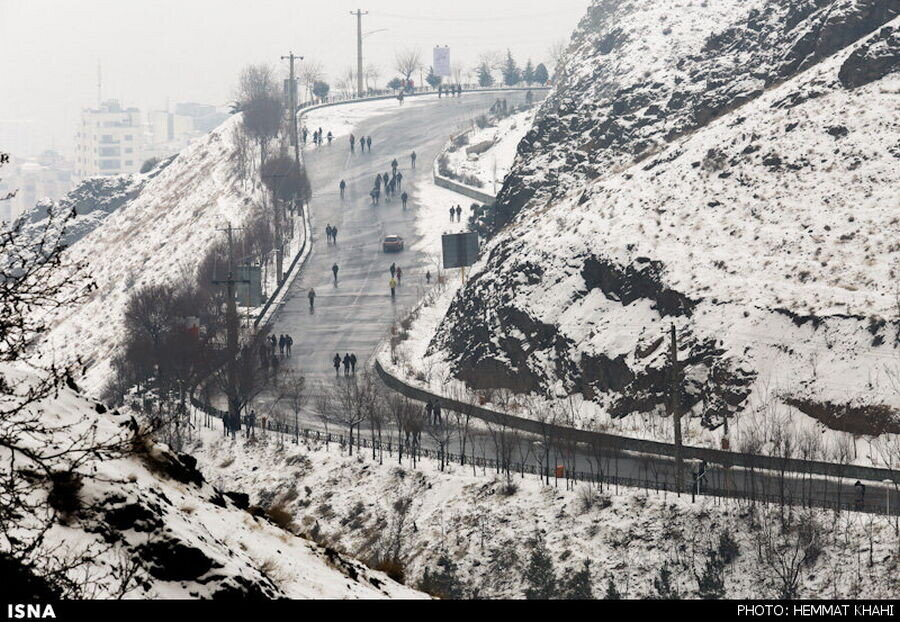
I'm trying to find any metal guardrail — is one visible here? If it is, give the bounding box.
[373,359,900,485]
[187,395,899,517]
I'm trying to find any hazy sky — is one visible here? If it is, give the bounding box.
[0,0,589,157]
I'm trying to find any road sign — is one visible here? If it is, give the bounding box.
[234,265,263,307]
[442,231,479,269]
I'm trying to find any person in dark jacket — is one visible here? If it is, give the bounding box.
[410,151,417,168]
[349,353,357,374]
[308,288,317,311]
[455,205,463,222]
[449,206,455,222]
[342,353,351,376]
[401,191,408,209]
[332,263,339,284]
[339,180,346,198]
[366,136,372,151]
[279,334,286,356]
[285,334,293,358]
[390,263,397,278]
[333,353,341,375]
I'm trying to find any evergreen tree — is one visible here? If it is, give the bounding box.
[523,534,557,599]
[419,553,466,599]
[477,62,494,88]
[562,559,593,600]
[695,551,726,599]
[604,576,622,600]
[312,80,330,98]
[502,50,521,86]
[523,59,535,85]
[426,66,442,89]
[534,63,550,85]
[653,562,680,599]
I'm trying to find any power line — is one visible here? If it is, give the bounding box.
[369,9,582,23]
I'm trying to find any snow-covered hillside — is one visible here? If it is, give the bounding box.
[35,116,268,393]
[1,363,422,599]
[189,426,900,599]
[441,107,538,192]
[428,0,900,441]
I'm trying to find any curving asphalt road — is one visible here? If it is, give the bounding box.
[254,92,897,516]
[273,91,529,380]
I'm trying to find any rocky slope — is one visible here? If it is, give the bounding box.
[431,0,900,439]
[1,364,422,599]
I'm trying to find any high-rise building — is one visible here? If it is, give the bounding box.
[73,100,144,180]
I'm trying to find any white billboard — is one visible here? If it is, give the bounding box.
[433,46,451,78]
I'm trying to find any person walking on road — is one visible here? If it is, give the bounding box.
[285,334,293,358]
[396,266,403,285]
[449,206,455,222]
[326,131,333,144]
[326,224,333,244]
[367,136,372,151]
[410,151,417,169]
[396,171,403,191]
[401,191,408,210]
[332,263,339,284]
[350,134,356,153]
[455,205,463,222]
[333,353,341,376]
[279,334,286,357]
[339,180,346,198]
[391,158,399,175]
[389,277,397,299]
[426,269,432,284]
[331,226,338,244]
[375,174,382,190]
[308,288,317,311]
[349,353,357,374]
[342,353,351,376]
[382,172,389,188]
[390,263,396,279]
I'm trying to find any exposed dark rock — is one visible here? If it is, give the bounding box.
[839,25,900,88]
[138,539,220,581]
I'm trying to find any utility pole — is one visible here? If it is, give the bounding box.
[668,323,684,494]
[281,51,304,168]
[212,224,248,436]
[350,9,368,98]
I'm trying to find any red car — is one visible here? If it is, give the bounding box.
[382,235,405,252]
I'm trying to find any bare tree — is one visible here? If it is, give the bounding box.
[236,64,284,171]
[298,59,326,101]
[0,205,141,597]
[364,62,381,93]
[282,370,307,444]
[395,49,423,88]
[323,370,381,456]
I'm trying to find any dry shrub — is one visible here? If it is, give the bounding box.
[266,503,295,530]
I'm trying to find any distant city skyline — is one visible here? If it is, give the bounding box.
[0,0,589,158]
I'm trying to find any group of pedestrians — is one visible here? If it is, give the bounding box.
[325,224,339,244]
[350,134,373,153]
[370,167,404,205]
[308,127,334,146]
[260,332,294,374]
[332,352,358,376]
[449,204,463,222]
[437,84,462,98]
[389,262,404,299]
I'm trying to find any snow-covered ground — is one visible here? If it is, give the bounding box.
[423,1,900,454]
[189,422,900,599]
[441,107,538,193]
[0,362,422,599]
[34,116,281,394]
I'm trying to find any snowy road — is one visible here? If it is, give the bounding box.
[255,92,896,516]
[272,91,528,379]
